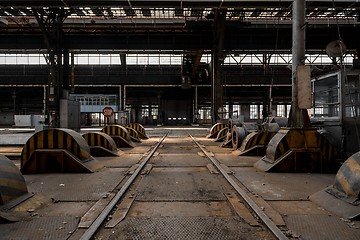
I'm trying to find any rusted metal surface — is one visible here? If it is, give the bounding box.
[207,123,227,138]
[0,154,28,205]
[225,192,259,226]
[21,128,103,174]
[24,169,126,202]
[191,135,288,239]
[126,127,142,142]
[0,216,79,239]
[151,153,208,167]
[101,125,135,148]
[285,214,360,240]
[237,131,276,156]
[327,151,360,205]
[78,193,115,228]
[105,193,136,228]
[214,127,228,142]
[136,167,227,201]
[110,216,271,240]
[232,167,334,201]
[127,123,149,139]
[231,126,246,150]
[82,132,119,157]
[79,134,167,240]
[256,128,339,173]
[1,127,356,240]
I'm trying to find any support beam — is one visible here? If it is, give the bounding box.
[120,53,127,70]
[287,0,311,127]
[33,8,67,127]
[211,8,226,124]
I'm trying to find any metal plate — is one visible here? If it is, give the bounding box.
[136,167,228,201]
[109,216,273,240]
[151,153,207,167]
[268,200,328,215]
[24,168,126,201]
[0,216,78,240]
[125,146,152,154]
[129,201,233,217]
[215,154,259,167]
[285,214,360,240]
[232,167,334,200]
[159,145,200,154]
[204,145,233,154]
[90,154,143,168]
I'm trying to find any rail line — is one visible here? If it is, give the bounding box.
[79,132,287,240]
[189,134,288,240]
[80,133,168,240]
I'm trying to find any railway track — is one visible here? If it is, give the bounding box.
[74,131,288,240]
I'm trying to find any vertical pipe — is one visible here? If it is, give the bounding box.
[119,85,122,111]
[288,0,306,127]
[43,85,47,120]
[123,85,127,111]
[194,86,198,123]
[70,52,75,92]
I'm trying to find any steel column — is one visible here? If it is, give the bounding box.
[211,8,226,124]
[33,8,67,127]
[288,0,310,127]
[194,86,198,123]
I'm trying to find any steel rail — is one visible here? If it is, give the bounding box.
[189,134,288,240]
[80,133,168,240]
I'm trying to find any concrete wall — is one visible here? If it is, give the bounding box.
[0,112,14,126]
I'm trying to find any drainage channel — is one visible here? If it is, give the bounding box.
[189,134,288,240]
[80,133,168,240]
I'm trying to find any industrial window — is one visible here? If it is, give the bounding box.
[276,105,286,117]
[250,105,258,119]
[232,105,240,118]
[222,105,229,119]
[345,75,360,118]
[151,105,158,119]
[142,105,149,117]
[199,107,211,120]
[250,104,263,120]
[313,74,340,118]
[286,105,291,117]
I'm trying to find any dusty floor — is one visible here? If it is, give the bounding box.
[0,126,359,239]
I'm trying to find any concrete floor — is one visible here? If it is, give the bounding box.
[0,126,359,239]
